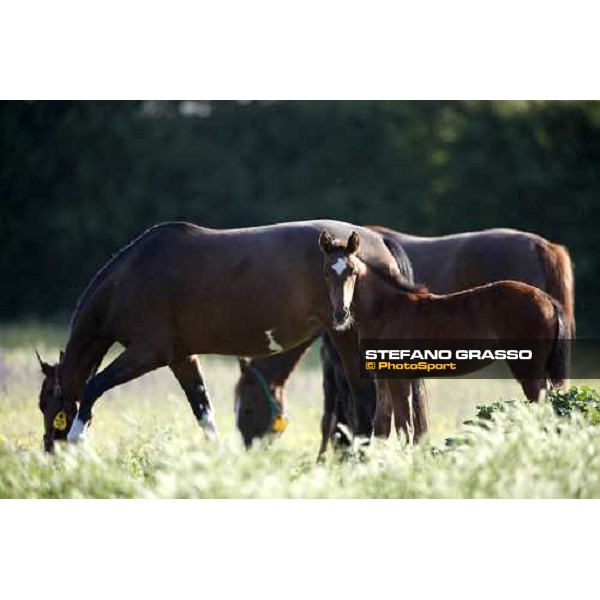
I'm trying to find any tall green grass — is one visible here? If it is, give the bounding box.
[1,325,599,498]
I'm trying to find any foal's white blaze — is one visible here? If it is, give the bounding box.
[332,271,357,331]
[265,329,284,353]
[343,275,356,310]
[67,417,86,442]
[331,257,348,276]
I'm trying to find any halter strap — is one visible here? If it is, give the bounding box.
[246,364,285,421]
[53,370,62,398]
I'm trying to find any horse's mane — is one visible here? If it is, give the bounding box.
[361,238,427,295]
[69,224,163,330]
[364,260,428,294]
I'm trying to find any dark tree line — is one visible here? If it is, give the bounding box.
[1,100,599,334]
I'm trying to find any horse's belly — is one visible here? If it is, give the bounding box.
[176,308,323,357]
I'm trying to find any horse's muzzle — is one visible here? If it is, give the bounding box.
[332,308,352,331]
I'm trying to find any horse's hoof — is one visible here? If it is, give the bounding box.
[332,423,353,448]
[199,410,222,447]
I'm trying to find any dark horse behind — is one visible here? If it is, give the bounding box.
[36,220,402,452]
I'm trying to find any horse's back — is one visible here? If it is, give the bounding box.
[74,219,398,355]
[377,227,552,293]
[452,229,548,291]
[134,219,389,259]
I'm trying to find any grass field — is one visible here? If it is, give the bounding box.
[1,323,599,498]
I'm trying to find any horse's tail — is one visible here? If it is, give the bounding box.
[380,233,430,436]
[546,299,571,388]
[411,378,429,439]
[538,240,576,339]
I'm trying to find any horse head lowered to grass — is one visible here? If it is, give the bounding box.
[36,220,402,452]
[36,350,75,452]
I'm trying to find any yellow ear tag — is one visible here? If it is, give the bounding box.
[53,411,67,431]
[272,415,287,433]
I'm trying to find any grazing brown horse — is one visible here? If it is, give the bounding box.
[36,220,402,452]
[320,231,570,443]
[235,225,574,446]
[234,339,315,448]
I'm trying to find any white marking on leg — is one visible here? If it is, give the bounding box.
[234,396,241,425]
[265,329,284,353]
[67,417,87,442]
[200,407,219,440]
[331,257,348,276]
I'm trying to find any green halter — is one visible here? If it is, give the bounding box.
[246,364,287,433]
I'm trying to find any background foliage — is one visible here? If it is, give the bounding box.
[1,101,599,333]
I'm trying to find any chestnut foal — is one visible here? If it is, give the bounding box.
[319,231,570,443]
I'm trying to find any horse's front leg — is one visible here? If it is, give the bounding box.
[410,378,429,442]
[328,329,375,444]
[386,379,415,445]
[170,355,219,441]
[318,349,338,459]
[68,343,168,441]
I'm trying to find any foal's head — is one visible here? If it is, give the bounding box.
[234,358,287,448]
[36,350,76,452]
[319,230,363,331]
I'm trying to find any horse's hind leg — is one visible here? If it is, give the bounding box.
[68,343,168,441]
[373,379,393,439]
[519,378,548,403]
[170,355,219,440]
[509,362,548,403]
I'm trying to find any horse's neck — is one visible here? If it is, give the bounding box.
[355,270,418,335]
[251,338,312,386]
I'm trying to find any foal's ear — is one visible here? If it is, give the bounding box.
[319,231,335,254]
[238,357,251,372]
[346,231,361,255]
